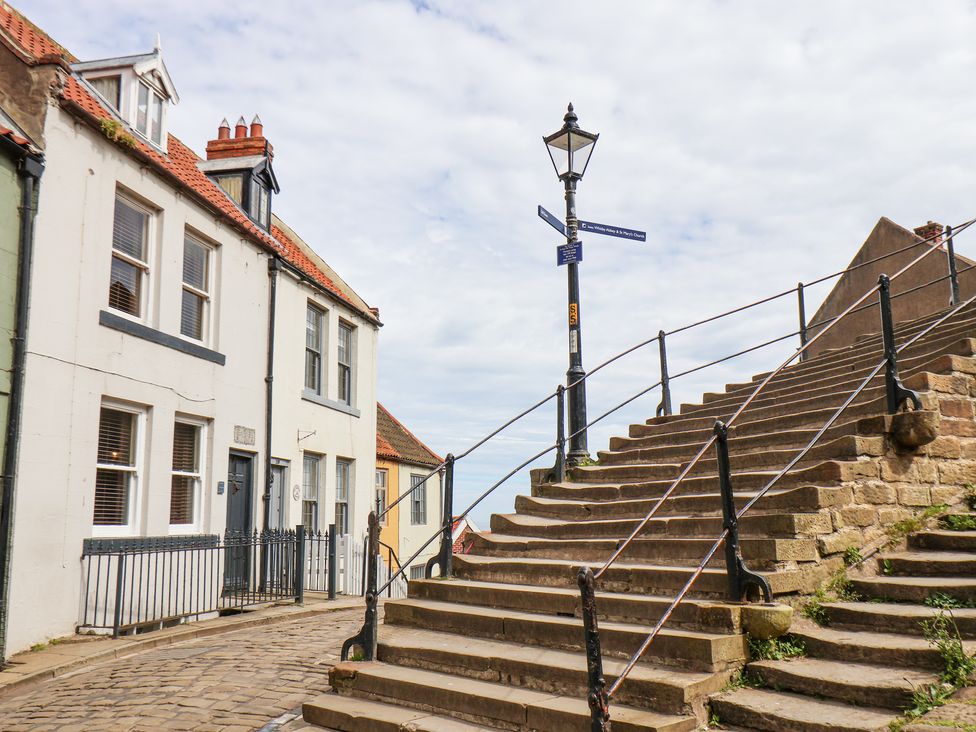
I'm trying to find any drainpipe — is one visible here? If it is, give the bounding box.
[263,256,280,532]
[0,149,44,665]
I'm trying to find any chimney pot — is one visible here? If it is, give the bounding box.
[250,114,263,138]
[914,221,945,245]
[234,116,247,139]
[217,118,230,140]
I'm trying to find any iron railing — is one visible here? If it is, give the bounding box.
[340,218,976,667]
[80,527,315,637]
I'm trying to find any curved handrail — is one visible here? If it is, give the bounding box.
[591,216,976,580]
[604,287,976,699]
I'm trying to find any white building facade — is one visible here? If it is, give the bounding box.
[0,16,380,657]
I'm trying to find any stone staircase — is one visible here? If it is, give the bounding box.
[712,514,976,730]
[303,301,976,731]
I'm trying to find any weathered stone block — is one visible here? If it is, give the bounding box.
[818,528,865,556]
[838,506,878,526]
[939,397,974,419]
[891,410,940,450]
[938,461,976,485]
[923,436,960,459]
[915,460,939,483]
[897,485,931,507]
[931,486,964,506]
[854,482,896,505]
[878,507,912,525]
[881,457,916,481]
[741,604,793,640]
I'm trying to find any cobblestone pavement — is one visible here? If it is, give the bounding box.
[0,607,364,732]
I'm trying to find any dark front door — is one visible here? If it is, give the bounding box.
[225,452,254,591]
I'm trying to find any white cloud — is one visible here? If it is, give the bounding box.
[22,0,976,524]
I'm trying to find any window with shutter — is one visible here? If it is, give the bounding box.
[94,406,139,527]
[109,195,150,318]
[170,421,201,526]
[180,235,211,341]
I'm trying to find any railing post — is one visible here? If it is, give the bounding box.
[714,421,772,603]
[340,511,379,661]
[946,224,961,306]
[552,387,566,483]
[294,524,305,605]
[441,456,455,578]
[578,567,610,731]
[878,274,922,414]
[656,331,672,417]
[327,523,337,600]
[797,282,808,361]
[112,552,126,639]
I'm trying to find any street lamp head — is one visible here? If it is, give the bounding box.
[543,102,599,182]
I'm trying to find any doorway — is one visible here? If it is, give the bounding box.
[225,452,254,591]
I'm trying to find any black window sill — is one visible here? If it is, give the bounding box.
[301,389,360,418]
[99,310,226,365]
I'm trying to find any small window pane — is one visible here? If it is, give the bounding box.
[182,238,208,291]
[172,423,199,472]
[94,469,130,525]
[215,175,243,204]
[180,290,204,340]
[170,475,194,524]
[302,454,320,531]
[95,407,136,527]
[89,76,120,109]
[109,256,141,315]
[150,93,163,145]
[411,474,426,525]
[97,408,134,466]
[335,460,350,535]
[113,198,147,260]
[136,83,149,135]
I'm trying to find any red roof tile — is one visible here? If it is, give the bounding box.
[3,2,376,323]
[376,403,442,468]
[0,124,31,149]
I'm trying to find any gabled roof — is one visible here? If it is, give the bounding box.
[71,49,179,102]
[0,2,379,325]
[376,403,442,468]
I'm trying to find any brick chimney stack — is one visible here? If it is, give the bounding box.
[206,115,273,161]
[914,221,945,246]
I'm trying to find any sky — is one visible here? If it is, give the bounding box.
[21,0,976,527]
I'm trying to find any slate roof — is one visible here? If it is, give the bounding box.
[0,2,378,324]
[376,403,442,468]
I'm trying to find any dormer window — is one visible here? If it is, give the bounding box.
[200,116,279,231]
[71,44,179,152]
[136,81,164,145]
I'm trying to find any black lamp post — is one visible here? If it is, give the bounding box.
[544,103,598,465]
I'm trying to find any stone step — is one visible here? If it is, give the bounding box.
[407,578,742,633]
[450,553,808,598]
[748,657,936,709]
[710,687,895,731]
[790,624,975,670]
[910,529,976,552]
[376,626,731,716]
[302,692,496,731]
[491,511,833,541]
[382,597,747,672]
[823,601,976,639]
[466,532,818,567]
[850,574,976,604]
[519,485,848,523]
[324,662,698,732]
[879,550,976,577]
[706,325,976,408]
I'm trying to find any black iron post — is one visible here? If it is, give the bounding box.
[554,386,567,482]
[340,511,379,661]
[426,456,456,579]
[565,175,589,464]
[327,523,337,600]
[879,274,922,414]
[797,282,808,360]
[577,566,610,731]
[656,330,672,417]
[714,421,772,603]
[112,553,126,638]
[294,524,305,604]
[946,225,961,306]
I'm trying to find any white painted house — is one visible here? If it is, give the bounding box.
[0,5,381,657]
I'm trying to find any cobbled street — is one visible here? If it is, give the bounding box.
[0,608,364,732]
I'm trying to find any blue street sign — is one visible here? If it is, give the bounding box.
[579,220,646,242]
[557,241,583,266]
[538,205,568,237]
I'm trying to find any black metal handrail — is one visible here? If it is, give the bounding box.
[341,216,975,669]
[579,220,976,728]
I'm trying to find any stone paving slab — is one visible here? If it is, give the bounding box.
[0,597,366,731]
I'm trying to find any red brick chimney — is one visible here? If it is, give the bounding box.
[206,115,273,161]
[914,221,944,246]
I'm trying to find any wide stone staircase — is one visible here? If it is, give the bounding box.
[303,300,976,731]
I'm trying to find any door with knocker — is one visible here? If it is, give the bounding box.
[224,452,254,592]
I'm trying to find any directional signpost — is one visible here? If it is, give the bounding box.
[556,241,583,265]
[579,220,646,242]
